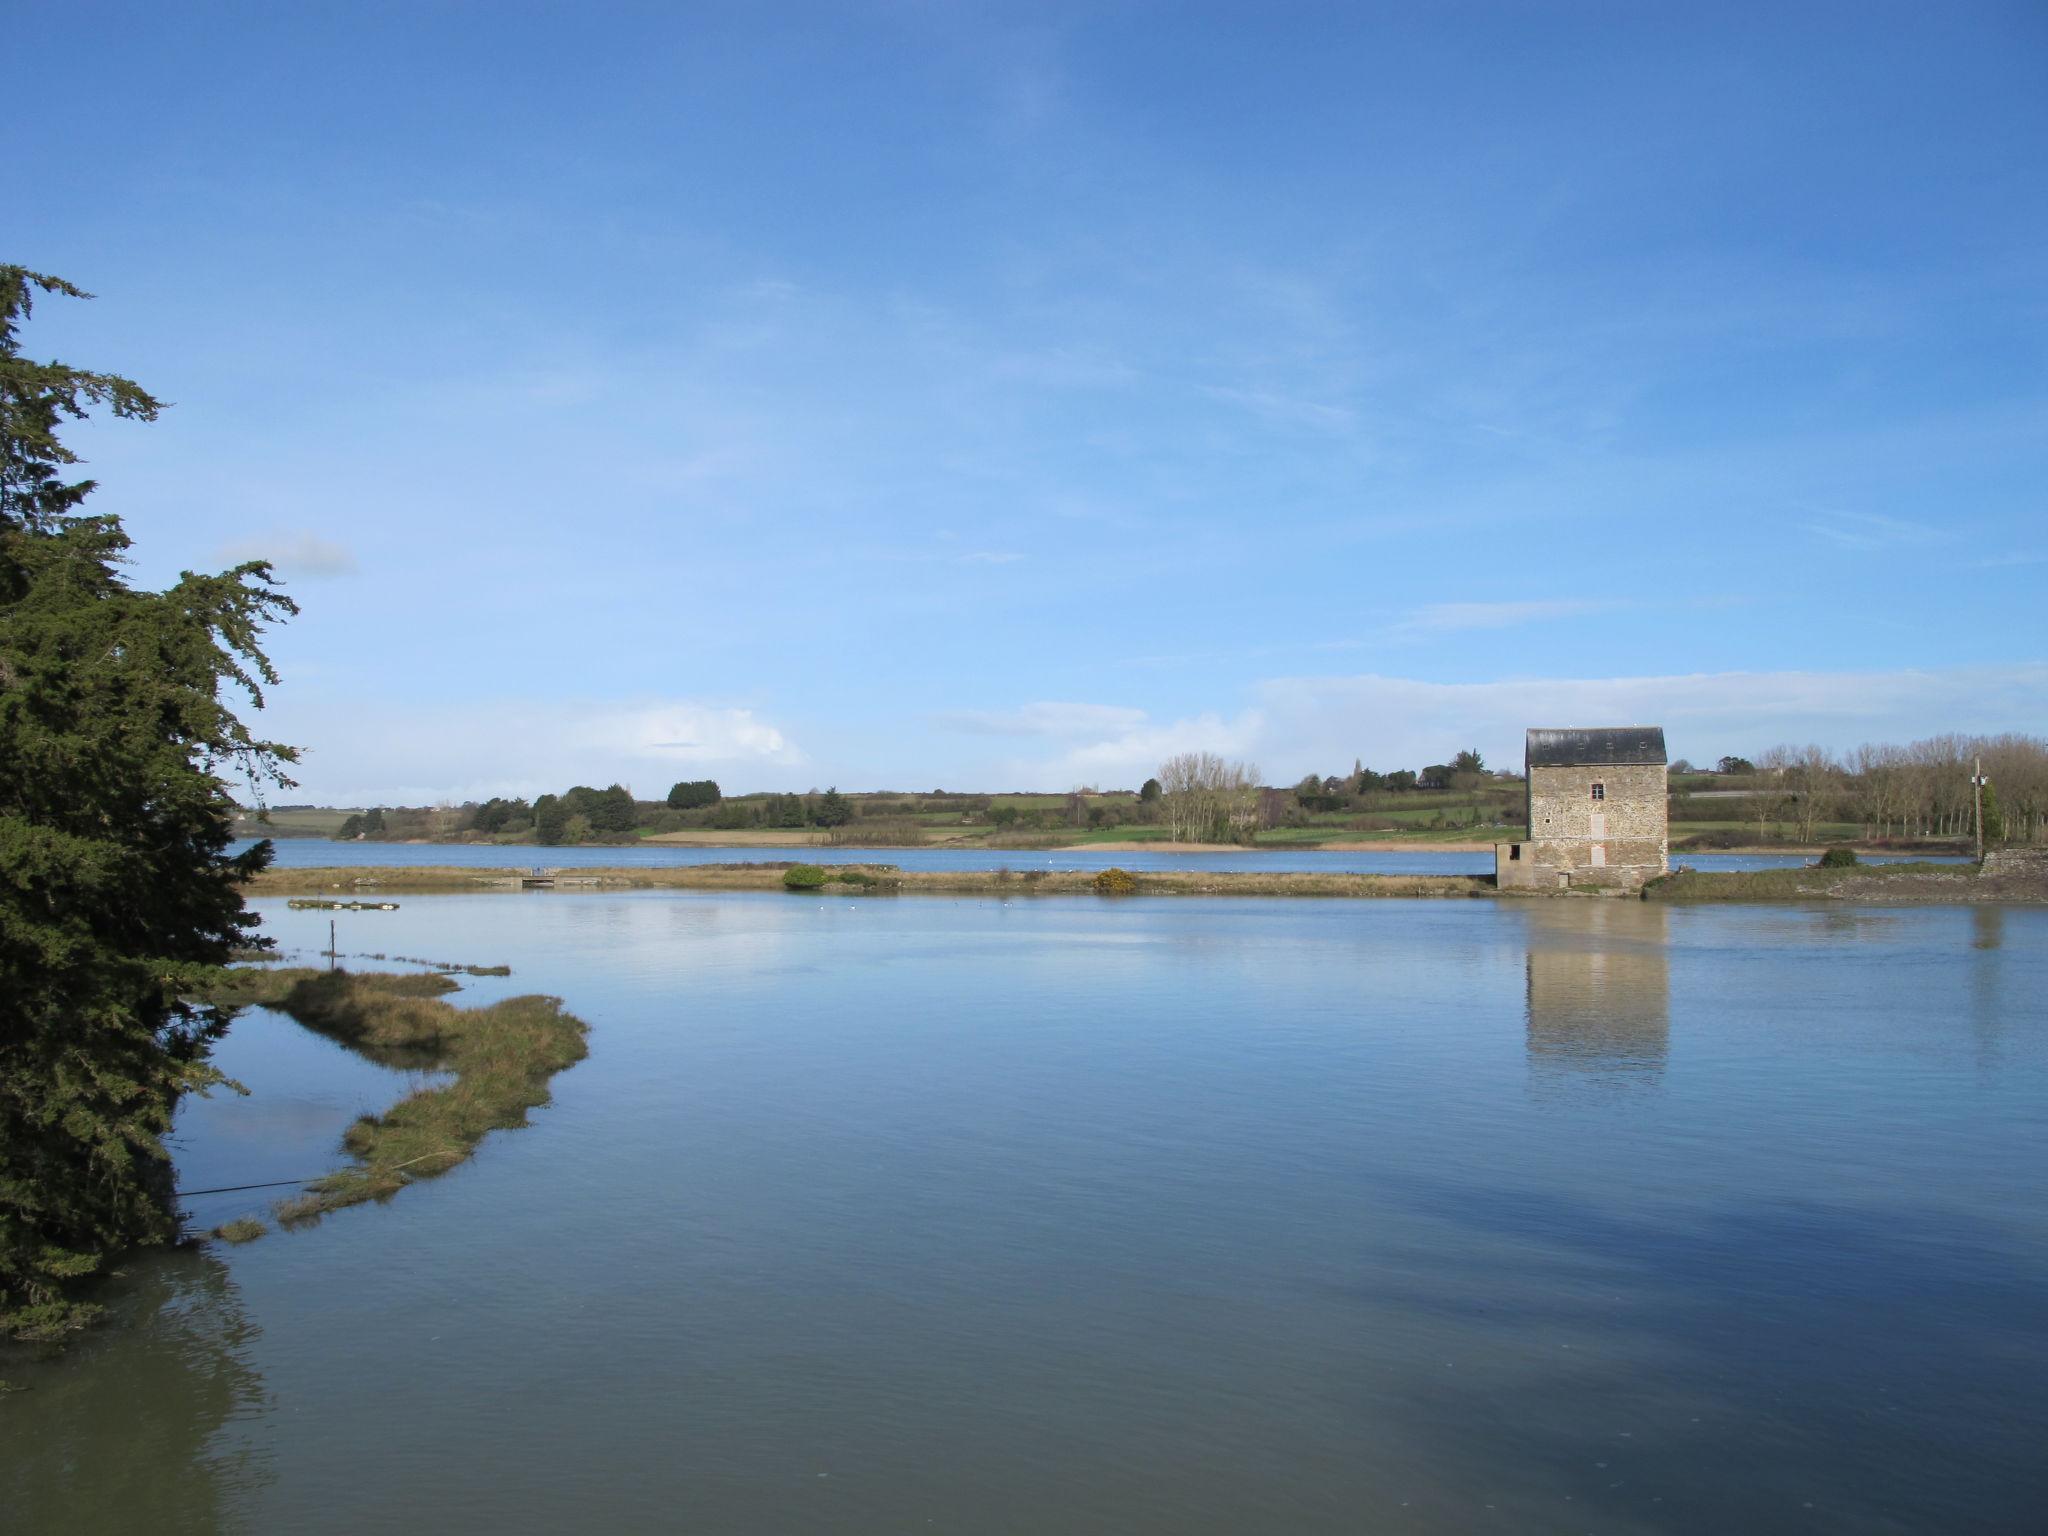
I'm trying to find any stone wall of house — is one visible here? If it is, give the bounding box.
[1518,761,1668,889]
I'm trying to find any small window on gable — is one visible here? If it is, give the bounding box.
[1591,782,1606,801]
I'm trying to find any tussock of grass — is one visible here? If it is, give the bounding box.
[212,1218,267,1244]
[207,969,588,1228]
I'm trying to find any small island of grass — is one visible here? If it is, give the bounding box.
[202,968,589,1233]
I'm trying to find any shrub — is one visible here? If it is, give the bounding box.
[1817,847,1859,868]
[1093,867,1138,895]
[783,864,828,890]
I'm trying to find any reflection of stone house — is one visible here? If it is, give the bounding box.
[1497,726,1667,891]
[1524,903,1670,1088]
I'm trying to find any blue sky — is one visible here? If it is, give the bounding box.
[17,1,2047,801]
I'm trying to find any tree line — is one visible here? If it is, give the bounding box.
[1713,735,2048,845]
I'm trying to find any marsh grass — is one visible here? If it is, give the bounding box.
[211,1219,267,1243]
[1644,861,1976,902]
[823,819,927,846]
[203,969,589,1231]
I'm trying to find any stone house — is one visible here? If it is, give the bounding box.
[1497,726,1668,891]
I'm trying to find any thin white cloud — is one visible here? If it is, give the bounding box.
[957,550,1025,565]
[1801,511,1945,551]
[217,530,357,577]
[981,664,2048,789]
[1201,384,1357,434]
[1252,665,2048,779]
[1395,599,1616,635]
[936,702,1149,739]
[275,697,803,805]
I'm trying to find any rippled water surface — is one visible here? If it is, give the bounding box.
[8,894,2043,1534]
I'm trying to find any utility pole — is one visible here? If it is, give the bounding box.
[1971,756,1989,864]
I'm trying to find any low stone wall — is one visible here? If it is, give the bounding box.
[1981,847,2048,878]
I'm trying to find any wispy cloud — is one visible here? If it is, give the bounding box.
[1801,511,1945,551]
[1201,384,1357,434]
[1251,665,2048,780]
[216,530,357,577]
[957,550,1025,565]
[1392,599,1618,636]
[276,697,803,805]
[935,702,1147,739]
[975,664,2048,790]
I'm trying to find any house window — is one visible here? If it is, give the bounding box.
[1591,783,1605,801]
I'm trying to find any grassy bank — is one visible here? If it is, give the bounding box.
[243,857,2048,905]
[1644,860,2043,904]
[241,863,1498,899]
[200,969,589,1232]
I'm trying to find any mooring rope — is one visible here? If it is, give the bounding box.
[174,1177,319,1197]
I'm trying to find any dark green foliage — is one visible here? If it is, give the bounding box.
[665,779,720,810]
[1981,783,2004,846]
[590,783,637,834]
[815,787,852,828]
[1139,778,1162,802]
[761,792,809,828]
[469,796,528,834]
[1452,749,1485,774]
[334,807,385,840]
[1,267,296,1340]
[532,793,567,845]
[782,864,827,890]
[1717,756,1755,775]
[1817,847,1859,868]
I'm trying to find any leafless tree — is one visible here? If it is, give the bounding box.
[1157,751,1263,844]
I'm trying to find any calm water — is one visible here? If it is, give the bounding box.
[233,837,1965,876]
[7,894,2043,1534]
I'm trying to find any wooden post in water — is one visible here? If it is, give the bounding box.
[1972,757,1988,864]
[329,917,336,972]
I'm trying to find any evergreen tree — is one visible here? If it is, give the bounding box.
[1982,782,2005,846]
[665,779,720,810]
[532,793,567,845]
[1,267,297,1339]
[815,787,852,828]
[593,783,637,834]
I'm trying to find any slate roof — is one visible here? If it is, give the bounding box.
[1525,726,1667,768]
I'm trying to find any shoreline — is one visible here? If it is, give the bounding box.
[242,864,1500,899]
[238,859,2044,904]
[254,831,1971,858]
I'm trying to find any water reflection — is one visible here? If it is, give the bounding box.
[2,1247,272,1532]
[1523,903,1670,1091]
[1971,905,2009,1072]
[1972,905,2005,950]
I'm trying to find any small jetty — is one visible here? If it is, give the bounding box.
[471,868,608,890]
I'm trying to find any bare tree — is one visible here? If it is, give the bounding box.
[1156,752,1263,844]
